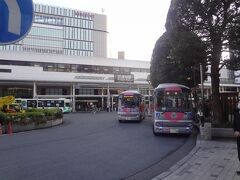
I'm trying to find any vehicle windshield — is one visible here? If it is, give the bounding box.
[155,89,191,112]
[119,94,141,108]
[65,102,71,107]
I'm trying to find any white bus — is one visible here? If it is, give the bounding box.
[152,83,193,135]
[117,90,145,122]
[15,98,72,113]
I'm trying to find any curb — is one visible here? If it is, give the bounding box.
[152,135,201,180]
[124,128,198,180]
[1,118,63,135]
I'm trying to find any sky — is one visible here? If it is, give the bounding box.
[33,0,171,61]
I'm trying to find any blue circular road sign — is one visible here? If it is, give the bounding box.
[0,0,34,45]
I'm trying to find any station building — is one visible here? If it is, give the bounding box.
[0,3,152,112]
[0,51,151,112]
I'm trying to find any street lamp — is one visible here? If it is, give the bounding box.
[146,75,151,116]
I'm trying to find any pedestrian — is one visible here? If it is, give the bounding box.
[233,100,240,175]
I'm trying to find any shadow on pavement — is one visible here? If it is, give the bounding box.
[124,127,198,180]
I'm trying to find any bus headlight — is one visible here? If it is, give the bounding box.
[155,122,161,127]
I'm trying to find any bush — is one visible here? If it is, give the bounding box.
[26,112,44,120]
[55,109,63,119]
[5,113,27,124]
[42,109,56,116]
[25,109,42,113]
[0,108,63,125]
[26,108,62,118]
[0,112,6,124]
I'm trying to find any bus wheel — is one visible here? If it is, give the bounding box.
[153,126,159,136]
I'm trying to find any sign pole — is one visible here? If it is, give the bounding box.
[200,63,205,126]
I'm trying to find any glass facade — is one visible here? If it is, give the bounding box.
[0,60,150,74]
[0,3,99,57]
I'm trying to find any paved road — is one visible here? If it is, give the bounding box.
[0,112,190,180]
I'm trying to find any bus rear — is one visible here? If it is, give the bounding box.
[153,83,193,135]
[117,90,145,122]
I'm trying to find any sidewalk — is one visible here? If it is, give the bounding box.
[152,137,239,180]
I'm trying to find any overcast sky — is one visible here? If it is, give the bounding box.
[33,0,171,61]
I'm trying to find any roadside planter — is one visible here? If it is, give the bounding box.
[199,123,234,139]
[13,123,35,133]
[52,118,63,126]
[0,108,63,134]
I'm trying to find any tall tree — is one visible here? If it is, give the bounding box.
[166,0,240,123]
[150,29,206,88]
[150,32,171,88]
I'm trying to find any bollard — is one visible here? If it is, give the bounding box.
[7,121,13,135]
[0,123,2,135]
[199,125,204,139]
[203,122,212,140]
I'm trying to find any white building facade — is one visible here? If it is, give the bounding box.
[0,3,107,57]
[0,51,151,112]
[203,66,240,98]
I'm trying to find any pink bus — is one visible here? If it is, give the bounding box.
[117,90,145,122]
[152,83,193,135]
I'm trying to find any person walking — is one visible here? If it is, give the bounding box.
[233,100,240,175]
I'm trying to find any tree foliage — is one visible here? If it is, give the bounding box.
[161,0,240,123]
[150,29,207,88]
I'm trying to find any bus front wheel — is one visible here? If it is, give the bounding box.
[153,126,159,136]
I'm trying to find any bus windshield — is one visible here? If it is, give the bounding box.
[119,94,141,108]
[155,89,191,112]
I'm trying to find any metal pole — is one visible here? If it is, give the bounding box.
[72,83,76,112]
[200,64,204,101]
[101,88,104,111]
[200,63,205,125]
[148,83,151,115]
[107,84,110,112]
[146,75,151,116]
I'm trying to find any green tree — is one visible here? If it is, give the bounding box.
[164,0,240,123]
[150,32,171,88]
[150,29,206,88]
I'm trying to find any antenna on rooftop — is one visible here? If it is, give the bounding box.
[101,8,105,14]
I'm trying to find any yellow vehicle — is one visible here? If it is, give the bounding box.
[0,96,24,113]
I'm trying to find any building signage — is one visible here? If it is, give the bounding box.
[234,70,240,84]
[0,0,34,44]
[74,11,94,19]
[114,74,134,83]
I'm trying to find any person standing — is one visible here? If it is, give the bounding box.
[233,101,240,175]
